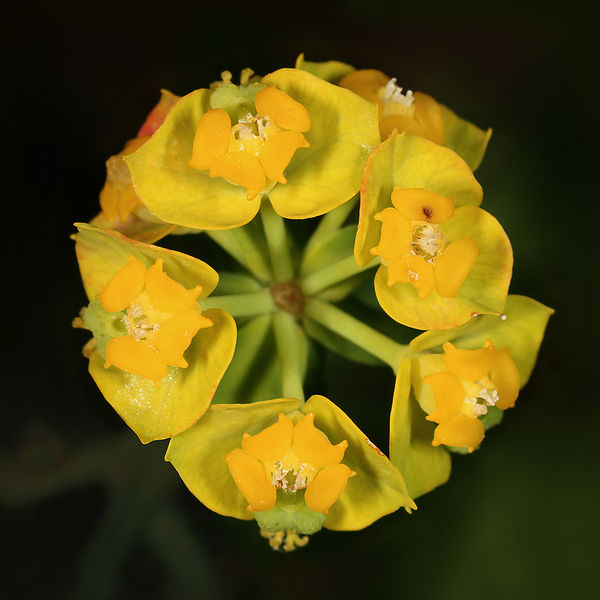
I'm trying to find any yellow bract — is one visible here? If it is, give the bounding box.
[371,187,479,298]
[339,69,444,143]
[225,412,356,515]
[99,136,149,223]
[100,256,212,385]
[188,86,311,200]
[423,339,520,451]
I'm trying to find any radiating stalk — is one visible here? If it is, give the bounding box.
[301,255,378,296]
[259,202,294,282]
[305,194,358,253]
[201,291,275,317]
[272,310,305,401]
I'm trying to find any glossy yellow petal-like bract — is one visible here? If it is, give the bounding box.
[242,413,294,463]
[295,54,355,84]
[391,187,455,225]
[166,399,303,519]
[305,464,356,514]
[104,335,167,386]
[355,132,482,267]
[380,114,426,139]
[263,68,380,220]
[435,237,480,298]
[75,224,218,303]
[145,258,202,312]
[225,448,277,512]
[443,341,495,381]
[370,207,412,261]
[374,206,512,330]
[98,255,146,313]
[432,415,485,452]
[255,86,311,132]
[423,371,466,424]
[301,395,415,530]
[209,151,266,201]
[491,348,520,409]
[292,413,347,468]
[414,92,445,145]
[188,108,232,171]
[260,130,310,184]
[125,89,261,230]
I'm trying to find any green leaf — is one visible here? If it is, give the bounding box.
[374,206,513,330]
[165,399,303,520]
[355,131,483,266]
[409,295,553,386]
[389,359,451,498]
[125,89,262,230]
[303,395,416,530]
[295,53,355,84]
[441,104,492,171]
[88,309,237,444]
[264,68,380,219]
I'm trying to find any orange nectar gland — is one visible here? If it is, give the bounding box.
[225,413,356,515]
[423,340,521,452]
[370,187,479,299]
[98,255,212,386]
[188,86,311,200]
[338,70,444,143]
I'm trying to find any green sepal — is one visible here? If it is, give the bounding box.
[88,308,236,443]
[209,80,267,121]
[295,53,355,84]
[389,359,451,498]
[165,399,304,520]
[300,225,356,276]
[355,131,483,266]
[302,395,416,530]
[441,104,492,172]
[81,299,127,357]
[374,205,513,330]
[409,295,554,386]
[263,68,380,219]
[74,223,218,302]
[254,490,327,535]
[125,89,262,231]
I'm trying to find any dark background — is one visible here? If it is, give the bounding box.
[3,2,598,599]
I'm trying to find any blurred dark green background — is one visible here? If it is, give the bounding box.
[3,2,597,599]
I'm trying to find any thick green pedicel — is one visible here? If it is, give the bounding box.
[254,490,327,535]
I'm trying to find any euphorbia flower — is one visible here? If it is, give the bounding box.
[337,68,491,171]
[125,68,380,230]
[166,396,415,550]
[74,223,237,443]
[355,132,512,330]
[423,339,520,451]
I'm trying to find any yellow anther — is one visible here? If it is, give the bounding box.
[254,86,311,133]
[434,237,480,298]
[391,188,455,224]
[99,256,146,313]
[292,413,348,468]
[145,258,202,312]
[209,151,266,200]
[225,448,277,512]
[260,130,310,184]
[104,334,167,386]
[305,464,356,514]
[371,207,412,261]
[242,414,294,464]
[189,108,232,171]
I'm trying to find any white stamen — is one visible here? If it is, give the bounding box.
[412,224,443,260]
[381,78,415,108]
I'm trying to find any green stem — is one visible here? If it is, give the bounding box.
[272,310,305,401]
[205,228,271,283]
[305,194,358,253]
[201,291,275,317]
[301,255,378,296]
[260,202,294,282]
[303,298,408,372]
